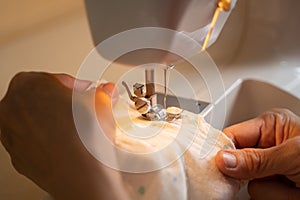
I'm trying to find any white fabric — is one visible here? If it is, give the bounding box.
[113,96,241,200]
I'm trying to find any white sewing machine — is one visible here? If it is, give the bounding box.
[84,0,236,122]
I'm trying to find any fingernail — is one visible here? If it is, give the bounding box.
[222,152,237,169]
[86,79,109,91]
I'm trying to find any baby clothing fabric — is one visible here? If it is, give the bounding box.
[113,97,241,200]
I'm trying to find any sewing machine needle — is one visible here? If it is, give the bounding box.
[164,64,174,109]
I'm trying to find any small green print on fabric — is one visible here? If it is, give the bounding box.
[138,186,145,195]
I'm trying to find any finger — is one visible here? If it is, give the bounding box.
[55,74,118,141]
[223,118,263,148]
[53,74,119,103]
[94,87,116,142]
[248,179,300,200]
[215,137,300,180]
[99,82,115,97]
[98,82,119,106]
[52,73,92,92]
[223,109,294,148]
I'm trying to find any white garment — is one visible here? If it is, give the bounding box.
[113,98,241,200]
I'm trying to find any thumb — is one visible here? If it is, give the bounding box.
[215,138,300,180]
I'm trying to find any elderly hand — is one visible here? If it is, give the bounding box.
[215,108,300,200]
[0,72,128,200]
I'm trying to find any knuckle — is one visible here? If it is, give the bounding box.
[271,108,291,113]
[261,108,293,125]
[3,72,45,104]
[266,108,292,115]
[9,72,30,88]
[3,72,30,101]
[9,72,43,91]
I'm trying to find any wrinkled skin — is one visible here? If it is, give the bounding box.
[0,72,129,200]
[216,108,300,200]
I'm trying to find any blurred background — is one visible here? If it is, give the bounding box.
[0,0,92,199]
[0,0,93,99]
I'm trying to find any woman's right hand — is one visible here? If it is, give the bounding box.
[215,108,300,200]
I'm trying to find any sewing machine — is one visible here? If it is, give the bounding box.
[84,0,300,125]
[84,0,236,121]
